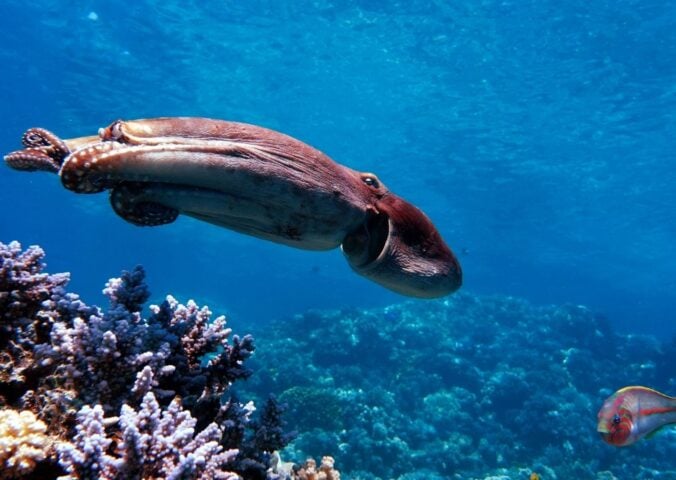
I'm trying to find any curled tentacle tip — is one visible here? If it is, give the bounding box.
[19,128,70,167]
[22,129,52,148]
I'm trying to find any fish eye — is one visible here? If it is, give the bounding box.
[612,414,621,425]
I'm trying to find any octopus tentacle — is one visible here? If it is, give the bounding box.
[60,137,365,203]
[22,129,51,148]
[21,128,70,164]
[107,181,347,249]
[60,141,125,193]
[61,141,268,191]
[4,148,61,173]
[110,183,179,226]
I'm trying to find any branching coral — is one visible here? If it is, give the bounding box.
[0,241,69,324]
[0,242,73,410]
[236,396,297,479]
[0,241,295,479]
[147,294,256,421]
[57,393,239,480]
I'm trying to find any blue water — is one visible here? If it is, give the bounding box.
[1,3,674,336]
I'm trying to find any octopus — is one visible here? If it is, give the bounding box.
[4,117,462,298]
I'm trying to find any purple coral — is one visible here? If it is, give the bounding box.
[57,393,239,480]
[0,241,82,428]
[148,294,256,412]
[103,265,150,313]
[0,241,69,323]
[0,241,294,479]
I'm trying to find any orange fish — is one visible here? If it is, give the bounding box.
[597,386,676,446]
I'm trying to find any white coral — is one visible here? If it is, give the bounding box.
[0,409,52,477]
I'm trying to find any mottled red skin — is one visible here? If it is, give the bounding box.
[4,117,462,298]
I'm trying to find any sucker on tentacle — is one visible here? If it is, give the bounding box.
[21,127,70,161]
[3,117,463,298]
[4,148,61,173]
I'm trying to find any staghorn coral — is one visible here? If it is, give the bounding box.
[48,271,256,423]
[0,241,295,479]
[0,242,73,410]
[0,408,53,478]
[57,393,239,480]
[0,241,69,324]
[147,294,256,422]
[0,241,93,439]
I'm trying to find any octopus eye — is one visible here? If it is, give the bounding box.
[111,122,124,140]
[362,175,380,189]
[99,120,126,142]
[612,414,621,425]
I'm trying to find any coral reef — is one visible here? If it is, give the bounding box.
[0,241,296,479]
[243,295,675,479]
[7,238,671,479]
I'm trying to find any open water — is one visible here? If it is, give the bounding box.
[0,2,674,477]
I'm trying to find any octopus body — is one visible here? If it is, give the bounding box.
[5,117,462,298]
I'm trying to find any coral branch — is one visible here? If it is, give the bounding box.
[0,241,295,479]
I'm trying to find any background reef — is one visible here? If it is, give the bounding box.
[242,295,675,479]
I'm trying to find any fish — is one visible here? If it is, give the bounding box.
[597,386,676,446]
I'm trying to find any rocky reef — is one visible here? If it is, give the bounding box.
[0,241,298,479]
[243,294,675,479]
